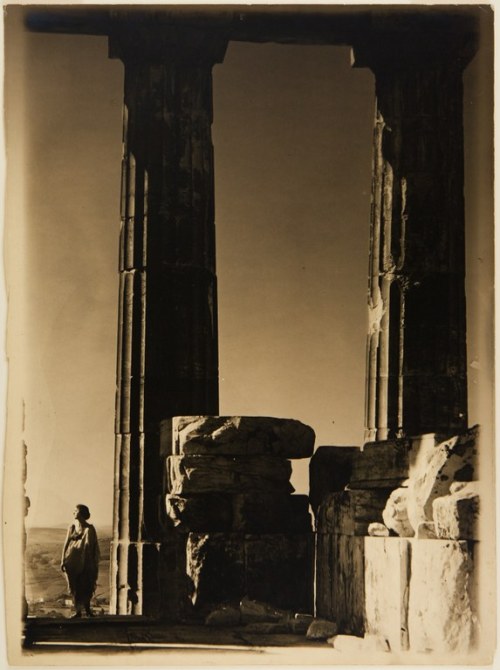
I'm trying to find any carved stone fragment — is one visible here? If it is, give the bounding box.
[406,427,478,532]
[168,416,315,458]
[382,487,414,537]
[432,481,479,540]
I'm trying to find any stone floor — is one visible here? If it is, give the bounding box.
[22,616,342,664]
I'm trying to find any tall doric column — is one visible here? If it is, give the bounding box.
[108,15,229,616]
[354,16,478,441]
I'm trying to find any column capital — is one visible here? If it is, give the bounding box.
[351,11,478,74]
[108,11,232,65]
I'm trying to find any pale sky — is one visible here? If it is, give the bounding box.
[4,7,494,529]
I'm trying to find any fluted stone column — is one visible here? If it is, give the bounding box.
[108,16,229,616]
[354,17,478,441]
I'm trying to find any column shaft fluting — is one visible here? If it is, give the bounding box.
[108,23,228,615]
[357,26,477,442]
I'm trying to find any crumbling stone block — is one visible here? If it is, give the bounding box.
[432,481,479,540]
[317,489,391,535]
[185,533,313,613]
[309,446,359,514]
[166,454,293,495]
[168,416,315,458]
[350,439,410,489]
[408,539,475,653]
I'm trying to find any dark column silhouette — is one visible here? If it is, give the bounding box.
[108,16,228,615]
[354,16,477,441]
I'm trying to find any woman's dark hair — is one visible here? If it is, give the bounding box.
[76,504,91,520]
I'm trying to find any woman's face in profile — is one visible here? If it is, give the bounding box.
[73,507,81,520]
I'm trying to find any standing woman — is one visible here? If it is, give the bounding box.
[61,504,100,618]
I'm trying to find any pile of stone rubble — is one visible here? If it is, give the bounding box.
[162,416,315,615]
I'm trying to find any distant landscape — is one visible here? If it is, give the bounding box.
[25,527,112,618]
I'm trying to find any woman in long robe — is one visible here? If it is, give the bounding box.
[61,504,100,618]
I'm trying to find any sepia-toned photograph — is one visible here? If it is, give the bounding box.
[2,2,495,665]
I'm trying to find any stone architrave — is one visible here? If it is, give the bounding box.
[432,481,479,540]
[168,415,315,458]
[364,537,411,652]
[406,427,478,532]
[309,446,359,515]
[408,539,475,653]
[166,454,293,495]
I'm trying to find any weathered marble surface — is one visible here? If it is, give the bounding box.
[350,439,410,489]
[167,416,315,458]
[364,537,410,652]
[166,454,293,495]
[309,446,359,514]
[408,540,475,653]
[433,481,479,540]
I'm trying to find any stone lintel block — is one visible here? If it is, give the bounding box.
[166,454,293,495]
[317,489,392,535]
[165,493,311,533]
[406,426,478,532]
[364,537,411,652]
[408,539,475,653]
[167,415,315,459]
[186,533,314,613]
[432,481,479,540]
[309,446,360,515]
[351,438,411,489]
